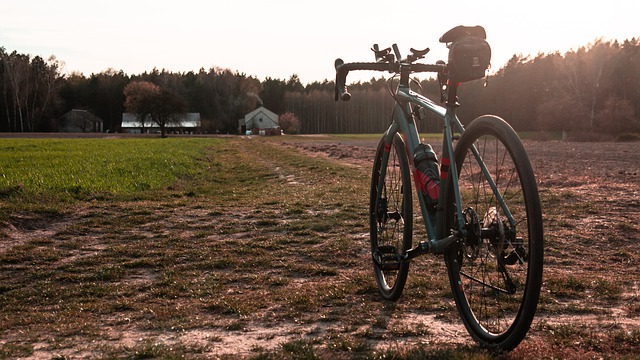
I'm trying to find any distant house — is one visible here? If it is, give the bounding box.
[58,109,103,133]
[121,113,201,134]
[239,106,280,135]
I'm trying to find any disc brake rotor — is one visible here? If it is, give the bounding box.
[463,208,482,260]
[483,206,505,257]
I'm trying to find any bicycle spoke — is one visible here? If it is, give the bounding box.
[445,116,543,349]
[370,134,412,300]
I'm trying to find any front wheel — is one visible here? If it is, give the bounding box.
[370,133,413,301]
[444,116,543,350]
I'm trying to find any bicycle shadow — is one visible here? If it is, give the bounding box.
[365,294,474,351]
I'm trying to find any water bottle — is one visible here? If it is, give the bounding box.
[414,144,440,213]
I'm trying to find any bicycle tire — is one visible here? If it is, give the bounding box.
[370,133,413,300]
[444,115,543,350]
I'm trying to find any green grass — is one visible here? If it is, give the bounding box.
[0,137,220,201]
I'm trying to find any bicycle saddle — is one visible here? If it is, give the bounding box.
[439,25,486,43]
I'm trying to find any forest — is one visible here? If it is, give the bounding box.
[1,37,639,138]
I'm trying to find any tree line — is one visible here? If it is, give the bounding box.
[1,38,639,137]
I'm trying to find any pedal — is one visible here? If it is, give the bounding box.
[377,245,395,252]
[374,246,402,271]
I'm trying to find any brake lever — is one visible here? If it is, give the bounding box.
[406,47,430,62]
[411,47,430,57]
[372,44,393,62]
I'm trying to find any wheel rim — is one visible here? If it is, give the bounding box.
[371,136,411,297]
[453,133,533,338]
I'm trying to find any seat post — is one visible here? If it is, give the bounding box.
[446,81,460,108]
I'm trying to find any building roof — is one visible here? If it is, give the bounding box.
[61,109,103,123]
[121,113,201,128]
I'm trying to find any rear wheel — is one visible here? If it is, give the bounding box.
[370,133,413,300]
[444,116,543,350]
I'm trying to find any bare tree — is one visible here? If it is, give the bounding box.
[0,51,64,132]
[33,55,64,131]
[3,51,29,131]
[124,81,159,131]
[152,88,187,137]
[123,81,187,137]
[557,40,619,131]
[278,112,300,134]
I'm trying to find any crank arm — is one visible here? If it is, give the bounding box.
[404,231,461,261]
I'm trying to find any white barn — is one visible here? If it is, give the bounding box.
[239,106,280,135]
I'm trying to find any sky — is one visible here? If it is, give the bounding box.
[1,0,639,85]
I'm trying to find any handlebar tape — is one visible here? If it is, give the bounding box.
[334,59,350,101]
[334,60,445,101]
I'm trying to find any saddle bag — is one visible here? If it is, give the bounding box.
[447,36,491,83]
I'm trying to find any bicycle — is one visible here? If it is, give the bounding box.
[334,25,543,351]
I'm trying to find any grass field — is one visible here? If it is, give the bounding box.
[0,135,638,359]
[0,138,220,200]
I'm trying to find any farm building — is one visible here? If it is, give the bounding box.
[58,109,103,133]
[121,113,201,134]
[239,106,280,135]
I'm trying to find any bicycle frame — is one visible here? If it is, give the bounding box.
[382,87,457,238]
[377,82,518,260]
[335,48,519,260]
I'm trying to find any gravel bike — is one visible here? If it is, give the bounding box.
[334,26,543,350]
